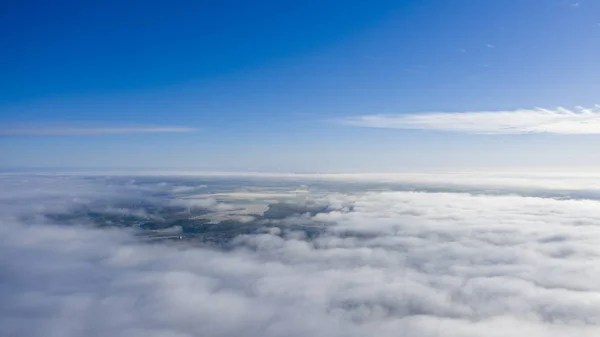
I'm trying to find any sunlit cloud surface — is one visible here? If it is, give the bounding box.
[2,174,600,337]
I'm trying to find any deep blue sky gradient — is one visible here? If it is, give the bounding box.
[2,0,599,171]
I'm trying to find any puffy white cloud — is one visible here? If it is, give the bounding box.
[1,175,600,337]
[341,106,600,134]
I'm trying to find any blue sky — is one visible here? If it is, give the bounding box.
[2,0,600,172]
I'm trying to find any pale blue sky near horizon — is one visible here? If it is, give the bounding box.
[2,0,600,172]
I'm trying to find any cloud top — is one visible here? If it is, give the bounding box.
[342,106,600,135]
[3,175,600,337]
[0,125,196,136]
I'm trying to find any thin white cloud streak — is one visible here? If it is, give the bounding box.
[341,106,600,135]
[0,126,196,136]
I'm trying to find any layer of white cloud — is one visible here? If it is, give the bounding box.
[2,175,600,336]
[341,106,600,134]
[0,126,195,136]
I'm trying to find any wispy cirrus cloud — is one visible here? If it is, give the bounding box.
[0,125,196,136]
[341,106,600,135]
